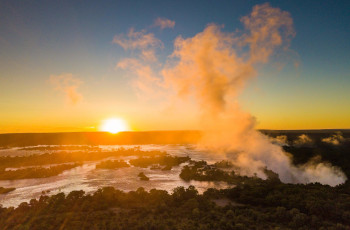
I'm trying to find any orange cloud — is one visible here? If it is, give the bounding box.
[162,24,254,115]
[241,3,295,63]
[49,73,83,105]
[119,3,345,185]
[154,17,175,29]
[113,28,163,62]
[116,58,163,99]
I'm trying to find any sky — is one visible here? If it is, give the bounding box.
[0,0,349,133]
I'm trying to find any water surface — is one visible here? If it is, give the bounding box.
[0,144,229,207]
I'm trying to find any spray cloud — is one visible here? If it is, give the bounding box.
[293,134,313,147]
[116,3,346,185]
[322,132,345,145]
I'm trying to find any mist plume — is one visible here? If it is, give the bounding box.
[293,134,313,147]
[322,132,345,145]
[117,3,347,185]
[270,135,289,146]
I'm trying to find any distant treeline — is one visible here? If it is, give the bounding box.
[261,129,350,143]
[19,145,101,151]
[0,131,202,147]
[0,147,166,168]
[1,130,349,147]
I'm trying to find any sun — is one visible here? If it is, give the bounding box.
[100,118,129,134]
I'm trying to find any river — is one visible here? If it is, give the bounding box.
[0,144,230,207]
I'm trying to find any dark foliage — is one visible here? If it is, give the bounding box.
[138,172,150,181]
[1,183,349,230]
[0,187,15,194]
[129,155,190,168]
[180,160,268,185]
[95,160,130,169]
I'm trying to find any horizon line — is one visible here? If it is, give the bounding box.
[1,128,350,135]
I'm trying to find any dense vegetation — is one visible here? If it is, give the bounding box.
[0,163,81,180]
[0,182,349,230]
[179,160,275,185]
[138,172,150,181]
[129,155,190,169]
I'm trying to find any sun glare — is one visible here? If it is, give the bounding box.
[100,118,129,134]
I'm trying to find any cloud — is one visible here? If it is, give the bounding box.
[162,24,255,114]
[154,17,175,29]
[322,132,345,145]
[240,3,295,63]
[162,3,345,185]
[113,28,163,62]
[49,73,83,105]
[116,3,346,185]
[116,58,164,98]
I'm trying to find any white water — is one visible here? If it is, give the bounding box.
[0,144,230,207]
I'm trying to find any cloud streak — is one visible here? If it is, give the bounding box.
[154,17,175,29]
[113,28,163,62]
[49,73,83,105]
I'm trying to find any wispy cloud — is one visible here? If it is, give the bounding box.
[113,28,163,62]
[241,3,295,63]
[154,17,175,29]
[116,58,163,99]
[49,73,83,105]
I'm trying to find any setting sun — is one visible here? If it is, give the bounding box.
[100,118,129,134]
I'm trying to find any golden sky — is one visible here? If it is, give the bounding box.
[1,1,350,133]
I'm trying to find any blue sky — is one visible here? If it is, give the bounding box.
[0,0,349,132]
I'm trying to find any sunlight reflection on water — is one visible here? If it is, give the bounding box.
[0,144,230,207]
